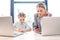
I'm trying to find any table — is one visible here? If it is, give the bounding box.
[0,31,60,40]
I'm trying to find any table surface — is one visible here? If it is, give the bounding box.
[0,31,60,40]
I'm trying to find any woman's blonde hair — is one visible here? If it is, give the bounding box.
[37,3,45,9]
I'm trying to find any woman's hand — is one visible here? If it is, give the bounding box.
[34,27,39,33]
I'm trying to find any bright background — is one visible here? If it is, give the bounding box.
[0,0,60,16]
[0,0,10,16]
[14,0,45,27]
[0,0,60,27]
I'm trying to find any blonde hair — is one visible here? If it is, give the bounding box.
[18,12,26,17]
[37,3,45,9]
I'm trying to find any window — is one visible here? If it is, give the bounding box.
[11,0,47,27]
[14,0,44,1]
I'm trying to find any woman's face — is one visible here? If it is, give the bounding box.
[36,7,46,16]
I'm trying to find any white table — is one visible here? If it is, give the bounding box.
[0,31,60,40]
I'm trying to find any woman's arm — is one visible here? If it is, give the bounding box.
[33,14,38,26]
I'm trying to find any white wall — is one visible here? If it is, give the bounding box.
[0,0,10,16]
[48,0,60,17]
[0,0,60,21]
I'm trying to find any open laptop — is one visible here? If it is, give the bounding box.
[0,16,23,37]
[41,17,60,36]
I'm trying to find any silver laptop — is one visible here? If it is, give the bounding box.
[0,16,23,37]
[41,17,60,36]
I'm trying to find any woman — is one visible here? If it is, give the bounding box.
[33,3,52,33]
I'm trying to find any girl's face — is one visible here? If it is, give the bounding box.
[36,7,46,16]
[18,16,25,23]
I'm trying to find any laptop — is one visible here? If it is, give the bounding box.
[0,16,23,37]
[41,17,60,36]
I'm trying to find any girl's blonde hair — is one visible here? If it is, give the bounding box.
[18,12,26,17]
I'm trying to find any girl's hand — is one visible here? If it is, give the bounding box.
[18,28,24,32]
[26,27,31,32]
[14,28,24,32]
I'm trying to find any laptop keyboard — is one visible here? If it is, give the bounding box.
[13,32,24,36]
